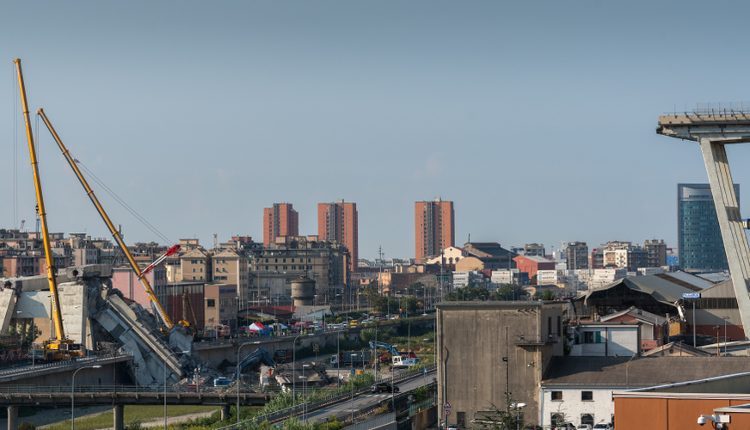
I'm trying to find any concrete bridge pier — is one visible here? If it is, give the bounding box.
[113,405,124,430]
[220,405,231,421]
[6,406,17,430]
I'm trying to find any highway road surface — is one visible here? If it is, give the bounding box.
[298,369,436,425]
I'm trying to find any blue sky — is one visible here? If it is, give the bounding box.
[3,1,750,259]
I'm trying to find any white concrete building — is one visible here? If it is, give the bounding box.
[452,271,470,288]
[537,269,558,285]
[540,385,614,428]
[636,267,665,276]
[425,246,465,266]
[568,322,640,357]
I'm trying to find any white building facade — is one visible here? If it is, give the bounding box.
[540,386,615,428]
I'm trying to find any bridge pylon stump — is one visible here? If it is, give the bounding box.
[113,405,124,430]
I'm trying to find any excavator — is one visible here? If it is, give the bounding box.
[13,58,84,361]
[36,108,194,341]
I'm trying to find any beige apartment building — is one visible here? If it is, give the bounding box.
[212,249,250,305]
[180,248,211,282]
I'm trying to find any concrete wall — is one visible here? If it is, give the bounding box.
[436,302,564,428]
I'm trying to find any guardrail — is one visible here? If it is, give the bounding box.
[0,384,257,394]
[218,365,437,429]
[0,353,132,377]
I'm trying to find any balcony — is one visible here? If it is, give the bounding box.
[514,334,558,346]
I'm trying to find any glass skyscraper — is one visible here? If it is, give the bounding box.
[677,183,739,272]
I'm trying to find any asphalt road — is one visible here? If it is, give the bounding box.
[298,370,436,424]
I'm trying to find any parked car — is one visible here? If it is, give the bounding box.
[553,424,576,430]
[592,424,613,430]
[370,382,399,393]
[213,377,231,387]
[577,425,592,430]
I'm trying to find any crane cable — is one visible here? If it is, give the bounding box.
[72,158,172,245]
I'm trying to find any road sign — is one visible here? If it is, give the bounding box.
[682,292,701,300]
[444,401,452,414]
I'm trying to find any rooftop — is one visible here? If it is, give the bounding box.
[543,356,750,388]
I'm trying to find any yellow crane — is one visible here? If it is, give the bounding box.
[13,59,83,360]
[37,108,180,331]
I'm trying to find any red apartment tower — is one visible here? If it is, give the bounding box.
[263,203,299,246]
[415,199,455,261]
[318,201,358,273]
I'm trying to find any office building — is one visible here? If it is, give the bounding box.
[524,243,546,257]
[263,203,299,246]
[318,201,358,273]
[415,199,455,261]
[678,183,738,272]
[565,242,589,270]
[644,239,667,268]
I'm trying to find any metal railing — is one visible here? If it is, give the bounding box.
[0,353,132,377]
[220,365,437,429]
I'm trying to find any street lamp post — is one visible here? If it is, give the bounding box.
[72,365,102,430]
[336,329,341,387]
[164,350,189,430]
[237,341,261,426]
[291,333,306,412]
[301,364,310,423]
[350,353,357,424]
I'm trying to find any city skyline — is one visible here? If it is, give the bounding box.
[4,1,750,259]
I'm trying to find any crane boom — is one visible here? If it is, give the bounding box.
[37,108,175,330]
[13,59,67,342]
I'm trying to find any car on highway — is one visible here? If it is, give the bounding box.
[370,382,399,393]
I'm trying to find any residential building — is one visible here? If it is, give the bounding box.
[211,248,250,307]
[599,306,668,351]
[250,235,348,305]
[318,200,358,273]
[678,183,739,272]
[565,242,589,270]
[263,203,299,246]
[204,283,238,330]
[567,322,640,356]
[111,265,168,310]
[524,243,546,257]
[415,199,454,261]
[536,269,558,285]
[591,248,604,269]
[437,301,565,429]
[180,248,211,282]
[514,255,556,281]
[490,269,528,286]
[644,239,667,268]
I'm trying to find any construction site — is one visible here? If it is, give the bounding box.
[0,58,439,430]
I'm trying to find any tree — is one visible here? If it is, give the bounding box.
[493,284,527,301]
[446,286,491,302]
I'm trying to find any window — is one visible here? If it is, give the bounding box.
[581,391,593,401]
[551,413,564,426]
[581,414,594,426]
[551,391,563,401]
[457,412,466,427]
[583,331,602,344]
[207,299,216,308]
